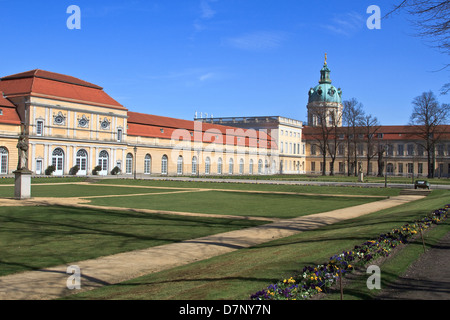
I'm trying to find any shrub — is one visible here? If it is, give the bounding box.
[69,165,80,176]
[111,166,121,175]
[45,165,56,176]
[92,165,102,175]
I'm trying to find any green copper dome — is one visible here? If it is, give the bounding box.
[308,57,342,104]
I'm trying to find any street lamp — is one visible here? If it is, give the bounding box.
[384,144,388,188]
[133,146,137,180]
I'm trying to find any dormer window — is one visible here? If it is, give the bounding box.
[0,109,3,115]
[160,129,164,133]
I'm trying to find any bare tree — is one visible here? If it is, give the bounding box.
[361,114,381,176]
[309,108,331,176]
[326,111,344,176]
[409,91,450,177]
[385,1,450,93]
[343,98,365,176]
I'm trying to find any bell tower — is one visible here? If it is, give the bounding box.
[307,54,343,127]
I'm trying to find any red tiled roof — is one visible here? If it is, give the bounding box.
[303,125,450,141]
[128,112,275,149]
[0,91,15,107]
[0,69,126,110]
[0,91,21,125]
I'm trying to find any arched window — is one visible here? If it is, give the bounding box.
[228,158,234,175]
[239,158,244,175]
[387,163,394,175]
[144,154,151,174]
[161,155,168,175]
[126,153,133,174]
[76,149,88,175]
[52,148,65,175]
[177,156,184,175]
[205,157,211,175]
[249,159,254,175]
[191,156,197,175]
[217,157,223,175]
[98,150,109,175]
[0,147,8,175]
[258,159,263,174]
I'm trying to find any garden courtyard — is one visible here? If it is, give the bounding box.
[0,177,448,300]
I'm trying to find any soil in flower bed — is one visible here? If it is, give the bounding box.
[312,224,450,300]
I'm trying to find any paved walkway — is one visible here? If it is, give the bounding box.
[0,194,423,300]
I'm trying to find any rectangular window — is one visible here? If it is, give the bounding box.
[417,145,424,156]
[36,120,44,136]
[311,162,316,172]
[418,163,423,174]
[126,158,133,174]
[0,153,8,174]
[357,144,364,156]
[437,144,444,156]
[406,144,413,156]
[36,159,43,175]
[397,144,404,156]
[407,163,413,174]
[398,163,403,174]
[117,129,123,142]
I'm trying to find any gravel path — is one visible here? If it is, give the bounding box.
[376,230,450,300]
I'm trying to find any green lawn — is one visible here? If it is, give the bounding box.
[65,189,450,300]
[84,190,382,219]
[176,174,450,185]
[0,184,185,198]
[93,178,401,197]
[0,206,266,277]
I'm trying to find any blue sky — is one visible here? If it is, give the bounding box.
[0,0,448,125]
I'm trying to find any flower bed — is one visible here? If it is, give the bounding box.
[250,204,449,300]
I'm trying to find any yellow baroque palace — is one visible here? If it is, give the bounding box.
[0,66,449,178]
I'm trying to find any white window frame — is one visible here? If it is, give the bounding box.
[36,120,44,136]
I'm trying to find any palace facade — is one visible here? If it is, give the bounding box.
[0,62,449,178]
[0,70,277,177]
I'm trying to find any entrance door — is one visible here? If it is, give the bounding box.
[52,148,65,176]
[0,147,8,174]
[76,149,88,175]
[98,150,109,176]
[36,159,43,175]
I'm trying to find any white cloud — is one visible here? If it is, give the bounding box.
[321,11,365,36]
[199,73,215,81]
[190,0,218,38]
[200,0,217,19]
[224,31,288,51]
